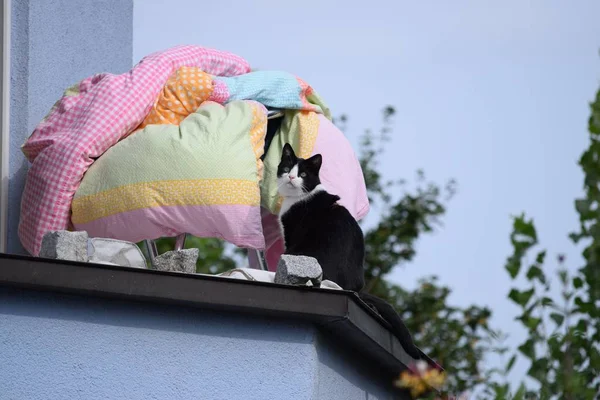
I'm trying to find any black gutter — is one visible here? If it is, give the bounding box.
[0,253,434,384]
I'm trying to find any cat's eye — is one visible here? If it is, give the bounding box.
[284,167,290,173]
[300,172,306,178]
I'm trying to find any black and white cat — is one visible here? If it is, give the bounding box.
[276,143,421,359]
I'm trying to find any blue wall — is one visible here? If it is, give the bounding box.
[315,335,397,400]
[0,288,396,399]
[7,0,134,254]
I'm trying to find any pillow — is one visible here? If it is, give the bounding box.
[71,100,267,249]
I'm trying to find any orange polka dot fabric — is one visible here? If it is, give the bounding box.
[140,67,214,128]
[248,102,268,180]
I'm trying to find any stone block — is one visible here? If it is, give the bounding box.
[153,249,198,273]
[39,230,89,262]
[274,255,322,287]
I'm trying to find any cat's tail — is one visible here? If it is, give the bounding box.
[358,292,422,359]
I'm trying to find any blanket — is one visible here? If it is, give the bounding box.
[20,46,251,255]
[19,45,369,256]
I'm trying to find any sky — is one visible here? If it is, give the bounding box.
[134,0,600,389]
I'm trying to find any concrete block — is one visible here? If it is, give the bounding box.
[153,249,198,273]
[39,231,89,262]
[274,255,322,287]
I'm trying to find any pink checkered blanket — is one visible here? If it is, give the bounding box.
[19,45,250,255]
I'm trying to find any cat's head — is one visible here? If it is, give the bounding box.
[277,143,322,197]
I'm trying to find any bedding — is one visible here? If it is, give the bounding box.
[19,45,369,257]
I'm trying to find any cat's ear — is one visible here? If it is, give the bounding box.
[306,154,322,172]
[282,143,295,158]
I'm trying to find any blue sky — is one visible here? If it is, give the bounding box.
[134,0,600,388]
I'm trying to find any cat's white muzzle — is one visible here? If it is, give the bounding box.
[277,174,304,197]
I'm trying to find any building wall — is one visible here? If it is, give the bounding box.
[7,0,134,254]
[315,334,397,400]
[0,287,399,400]
[0,288,319,400]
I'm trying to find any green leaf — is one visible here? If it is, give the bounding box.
[575,199,595,220]
[518,338,536,360]
[550,312,564,327]
[576,319,588,333]
[525,316,542,331]
[506,256,521,279]
[535,250,546,264]
[562,290,574,302]
[526,265,545,283]
[540,297,554,307]
[512,382,527,400]
[573,276,584,289]
[574,296,596,316]
[558,269,568,284]
[509,288,535,308]
[569,231,582,243]
[548,334,562,358]
[517,313,542,332]
[505,354,517,373]
[527,357,549,383]
[513,215,537,241]
[493,384,510,399]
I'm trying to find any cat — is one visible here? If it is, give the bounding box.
[276,143,421,359]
